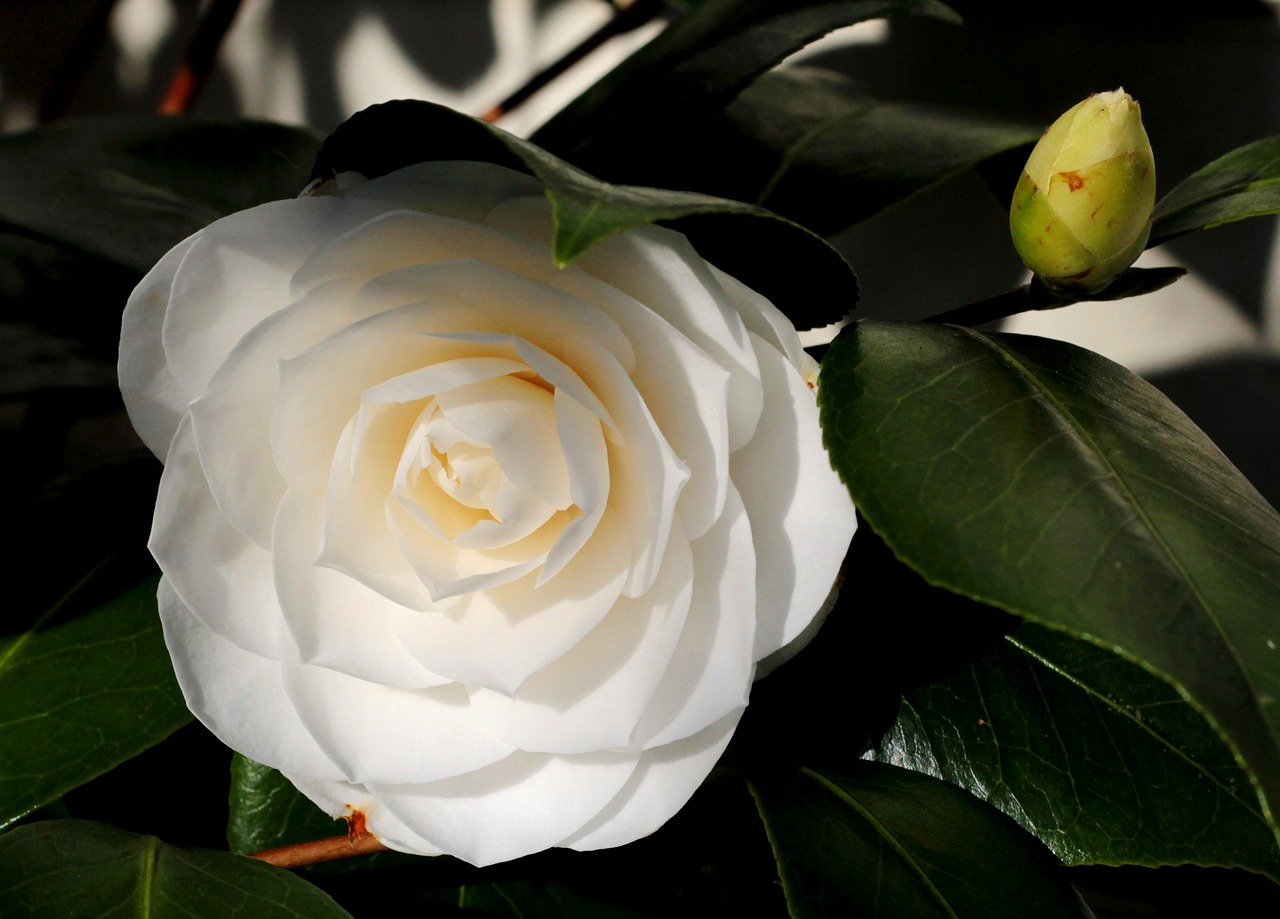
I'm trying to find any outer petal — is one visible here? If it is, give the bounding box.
[342,160,542,223]
[731,332,858,660]
[118,236,198,455]
[278,653,515,786]
[369,751,639,867]
[631,486,756,749]
[157,197,393,402]
[189,277,363,549]
[150,416,278,660]
[562,710,741,852]
[157,578,344,780]
[282,774,444,857]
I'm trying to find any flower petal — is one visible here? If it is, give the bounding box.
[562,710,741,852]
[469,521,694,753]
[279,655,515,786]
[732,333,858,659]
[119,236,198,456]
[631,486,756,749]
[394,512,630,692]
[158,578,344,780]
[150,416,278,659]
[370,751,639,866]
[272,488,451,689]
[157,197,391,403]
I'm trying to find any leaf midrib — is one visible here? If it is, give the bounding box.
[801,766,961,919]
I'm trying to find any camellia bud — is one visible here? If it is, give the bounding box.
[1010,89,1155,293]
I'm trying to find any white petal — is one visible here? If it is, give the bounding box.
[370,751,639,867]
[282,774,444,857]
[469,522,693,753]
[317,411,440,611]
[434,374,571,510]
[394,512,630,692]
[732,333,858,659]
[563,710,741,852]
[272,488,451,689]
[632,486,756,748]
[546,268,734,540]
[539,391,610,584]
[188,277,362,548]
[149,416,277,659]
[386,496,559,601]
[118,235,197,456]
[279,654,515,786]
[157,197,391,403]
[343,160,542,223]
[573,223,764,451]
[289,206,552,296]
[710,262,811,374]
[158,578,344,780]
[351,258,635,371]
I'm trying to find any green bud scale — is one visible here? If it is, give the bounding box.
[1010,89,1156,294]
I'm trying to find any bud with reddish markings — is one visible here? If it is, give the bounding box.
[1010,89,1156,293]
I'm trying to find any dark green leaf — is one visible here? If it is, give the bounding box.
[0,820,353,918]
[818,320,1280,848]
[925,267,1187,327]
[531,0,958,179]
[747,762,1092,918]
[314,100,856,329]
[659,67,1040,236]
[227,755,343,856]
[1150,135,1280,246]
[0,574,190,830]
[879,624,1280,877]
[0,117,320,273]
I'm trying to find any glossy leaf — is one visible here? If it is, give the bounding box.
[314,99,857,329]
[0,117,320,273]
[1150,135,1280,246]
[0,820,353,919]
[879,624,1280,878]
[747,762,1091,918]
[818,320,1280,846]
[0,574,190,830]
[226,755,343,856]
[531,0,959,179]
[648,67,1041,236]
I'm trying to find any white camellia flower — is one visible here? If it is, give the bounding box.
[119,159,857,867]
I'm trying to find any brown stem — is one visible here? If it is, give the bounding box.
[480,0,668,123]
[158,0,244,114]
[249,834,390,869]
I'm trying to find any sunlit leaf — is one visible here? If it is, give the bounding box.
[878,624,1280,878]
[818,320,1280,851]
[747,762,1092,918]
[0,820,353,918]
[1150,136,1280,246]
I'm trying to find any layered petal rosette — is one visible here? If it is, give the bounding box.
[119,160,857,866]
